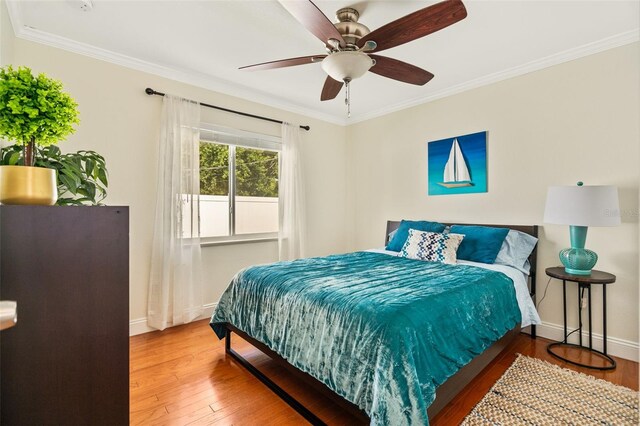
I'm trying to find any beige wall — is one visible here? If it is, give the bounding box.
[0,0,14,66]
[9,37,349,323]
[347,43,640,348]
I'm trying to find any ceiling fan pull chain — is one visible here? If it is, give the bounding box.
[345,79,351,118]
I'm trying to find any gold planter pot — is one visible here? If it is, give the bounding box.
[0,165,58,205]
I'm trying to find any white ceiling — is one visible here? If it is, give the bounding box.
[7,1,640,125]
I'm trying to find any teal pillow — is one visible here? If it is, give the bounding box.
[450,225,509,264]
[386,220,447,252]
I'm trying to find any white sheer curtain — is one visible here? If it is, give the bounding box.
[279,122,306,260]
[148,94,204,331]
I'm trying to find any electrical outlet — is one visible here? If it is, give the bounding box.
[581,296,588,309]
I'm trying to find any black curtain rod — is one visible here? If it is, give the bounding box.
[145,88,310,131]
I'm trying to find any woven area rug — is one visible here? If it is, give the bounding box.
[461,355,639,425]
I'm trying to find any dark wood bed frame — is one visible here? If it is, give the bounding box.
[223,221,539,425]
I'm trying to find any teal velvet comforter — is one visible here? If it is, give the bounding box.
[210,252,521,425]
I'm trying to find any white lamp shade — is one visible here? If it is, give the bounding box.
[321,51,373,82]
[543,184,621,227]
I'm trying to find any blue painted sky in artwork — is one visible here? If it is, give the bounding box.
[428,131,487,195]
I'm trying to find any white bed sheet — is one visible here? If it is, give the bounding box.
[365,248,541,328]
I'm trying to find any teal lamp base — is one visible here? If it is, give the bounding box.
[559,225,598,275]
[559,248,598,275]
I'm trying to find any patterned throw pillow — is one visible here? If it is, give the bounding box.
[399,229,464,264]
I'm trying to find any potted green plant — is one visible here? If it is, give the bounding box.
[0,144,108,205]
[0,66,80,205]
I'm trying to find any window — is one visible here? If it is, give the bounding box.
[197,125,280,242]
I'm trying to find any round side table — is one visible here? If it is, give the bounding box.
[545,266,616,370]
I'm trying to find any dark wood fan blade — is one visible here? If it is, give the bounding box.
[239,55,326,71]
[279,0,345,48]
[357,0,467,53]
[320,76,343,101]
[368,55,434,85]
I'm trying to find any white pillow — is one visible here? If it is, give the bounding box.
[399,229,464,264]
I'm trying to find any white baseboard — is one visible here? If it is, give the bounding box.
[536,321,639,362]
[129,303,217,336]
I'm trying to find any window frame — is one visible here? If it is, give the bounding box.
[198,124,281,245]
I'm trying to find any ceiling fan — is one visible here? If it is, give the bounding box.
[240,0,468,117]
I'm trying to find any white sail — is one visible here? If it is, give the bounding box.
[437,138,474,188]
[443,141,456,182]
[453,139,471,181]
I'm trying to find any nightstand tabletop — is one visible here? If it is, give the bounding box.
[545,267,616,284]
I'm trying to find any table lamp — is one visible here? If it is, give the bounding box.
[543,182,620,275]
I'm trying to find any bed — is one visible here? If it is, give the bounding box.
[210,221,539,425]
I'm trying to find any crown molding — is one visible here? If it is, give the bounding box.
[5,0,637,127]
[347,29,640,124]
[6,6,347,126]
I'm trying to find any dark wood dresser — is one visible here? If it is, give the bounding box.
[0,206,129,425]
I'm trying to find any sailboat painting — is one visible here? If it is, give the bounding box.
[428,131,487,195]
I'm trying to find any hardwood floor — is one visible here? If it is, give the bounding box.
[130,320,638,425]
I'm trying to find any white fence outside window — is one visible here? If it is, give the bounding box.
[183,194,278,238]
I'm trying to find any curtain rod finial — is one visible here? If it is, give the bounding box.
[145,88,155,95]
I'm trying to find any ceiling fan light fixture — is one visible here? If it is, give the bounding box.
[321,51,373,82]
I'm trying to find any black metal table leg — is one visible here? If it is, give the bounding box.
[546,268,616,371]
[587,283,592,350]
[530,272,537,339]
[603,285,608,355]
[578,284,582,347]
[562,280,567,342]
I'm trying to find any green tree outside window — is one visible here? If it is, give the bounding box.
[199,142,278,197]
